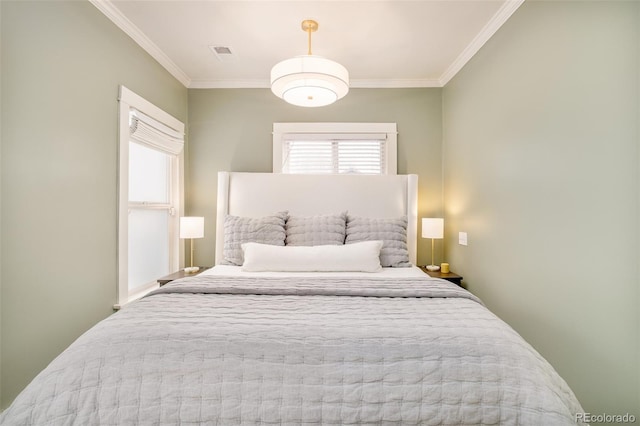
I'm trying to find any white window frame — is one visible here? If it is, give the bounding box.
[116,86,185,309]
[272,122,397,175]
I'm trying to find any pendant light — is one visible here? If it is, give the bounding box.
[270,20,349,107]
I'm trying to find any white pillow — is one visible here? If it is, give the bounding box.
[241,240,383,272]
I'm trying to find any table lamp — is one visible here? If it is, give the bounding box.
[422,218,444,271]
[180,216,204,273]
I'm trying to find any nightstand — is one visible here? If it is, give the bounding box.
[157,267,211,286]
[419,266,463,286]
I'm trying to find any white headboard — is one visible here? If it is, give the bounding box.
[215,172,418,265]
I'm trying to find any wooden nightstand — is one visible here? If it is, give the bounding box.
[419,266,463,286]
[157,267,211,286]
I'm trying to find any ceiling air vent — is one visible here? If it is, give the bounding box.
[209,46,236,62]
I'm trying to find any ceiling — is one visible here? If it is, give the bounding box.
[92,0,524,89]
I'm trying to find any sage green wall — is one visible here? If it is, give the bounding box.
[187,88,443,267]
[443,0,639,419]
[0,1,187,407]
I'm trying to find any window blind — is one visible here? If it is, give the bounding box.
[129,109,184,155]
[282,136,386,174]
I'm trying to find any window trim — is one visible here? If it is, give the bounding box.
[272,122,397,175]
[116,86,185,309]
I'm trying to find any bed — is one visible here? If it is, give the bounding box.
[0,172,584,425]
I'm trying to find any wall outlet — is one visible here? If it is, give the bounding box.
[459,232,468,246]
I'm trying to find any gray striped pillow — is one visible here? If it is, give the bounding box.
[345,215,411,267]
[285,212,347,246]
[223,211,288,265]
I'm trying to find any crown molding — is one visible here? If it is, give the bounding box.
[189,79,270,89]
[350,79,442,88]
[438,0,525,86]
[188,78,442,89]
[89,0,191,87]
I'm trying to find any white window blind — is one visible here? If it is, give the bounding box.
[274,123,397,175]
[130,109,184,155]
[283,135,386,174]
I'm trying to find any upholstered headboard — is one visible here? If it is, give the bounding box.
[215,172,418,265]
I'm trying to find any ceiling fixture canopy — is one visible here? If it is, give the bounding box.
[271,20,349,107]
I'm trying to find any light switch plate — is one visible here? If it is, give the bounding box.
[459,232,468,246]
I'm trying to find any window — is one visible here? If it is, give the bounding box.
[273,123,397,175]
[117,86,185,308]
[283,138,386,174]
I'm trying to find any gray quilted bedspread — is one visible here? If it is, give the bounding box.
[1,275,584,425]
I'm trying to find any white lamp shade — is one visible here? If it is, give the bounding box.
[422,218,444,239]
[271,55,349,107]
[180,217,204,239]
